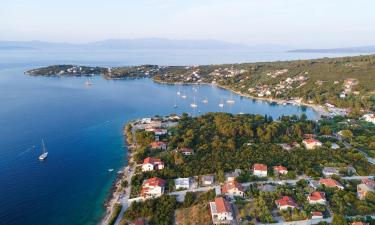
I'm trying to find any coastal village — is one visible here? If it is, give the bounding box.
[102,112,375,225]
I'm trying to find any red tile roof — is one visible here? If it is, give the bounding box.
[351,222,369,225]
[309,192,325,201]
[150,141,166,148]
[221,181,244,193]
[276,196,298,208]
[253,163,267,171]
[361,178,375,188]
[143,157,163,165]
[273,166,288,172]
[304,138,321,144]
[319,178,343,188]
[214,197,232,213]
[144,177,166,187]
[131,218,145,225]
[311,211,323,217]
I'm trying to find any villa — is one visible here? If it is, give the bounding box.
[322,167,340,177]
[201,175,215,186]
[221,181,244,198]
[273,165,288,175]
[141,157,164,172]
[311,212,323,219]
[175,177,191,190]
[209,197,234,224]
[319,178,344,190]
[357,179,375,200]
[308,192,326,205]
[253,164,268,177]
[141,177,166,198]
[302,139,322,149]
[362,114,375,124]
[275,196,298,210]
[150,141,167,150]
[179,147,194,156]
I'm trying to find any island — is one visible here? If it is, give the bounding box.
[101,112,375,225]
[26,54,375,117]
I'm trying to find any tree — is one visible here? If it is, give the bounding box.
[332,214,347,225]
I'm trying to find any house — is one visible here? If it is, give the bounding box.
[351,222,369,225]
[201,175,215,186]
[322,167,340,177]
[302,139,322,149]
[253,164,268,177]
[141,177,166,198]
[275,196,298,210]
[131,218,146,225]
[179,147,194,156]
[142,157,164,172]
[225,169,242,182]
[331,143,340,149]
[339,92,346,98]
[311,211,323,219]
[150,141,167,150]
[279,143,292,151]
[273,166,288,175]
[362,114,375,124]
[175,177,191,190]
[357,179,375,200]
[308,192,326,205]
[209,197,234,224]
[221,181,244,197]
[319,178,344,190]
[153,129,168,136]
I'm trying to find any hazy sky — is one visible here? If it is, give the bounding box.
[1,0,374,48]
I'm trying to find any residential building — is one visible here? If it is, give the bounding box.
[142,157,164,172]
[331,143,340,149]
[209,197,234,224]
[180,147,194,156]
[357,179,375,200]
[308,192,326,205]
[175,177,191,190]
[362,114,375,124]
[319,178,344,190]
[302,139,322,149]
[253,164,268,177]
[273,166,288,175]
[311,212,323,219]
[225,169,242,182]
[322,167,340,177]
[351,222,369,225]
[131,218,146,225]
[150,141,167,150]
[141,177,166,198]
[275,196,298,210]
[221,181,244,197]
[201,175,215,186]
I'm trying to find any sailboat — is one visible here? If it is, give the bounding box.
[190,96,198,108]
[84,78,93,86]
[38,139,48,161]
[218,99,224,108]
[181,91,187,99]
[177,87,181,96]
[202,97,208,104]
[226,93,235,104]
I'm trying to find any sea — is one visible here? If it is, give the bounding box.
[0,49,363,225]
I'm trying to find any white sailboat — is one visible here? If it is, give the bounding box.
[84,78,93,86]
[181,91,187,99]
[38,139,48,161]
[202,97,208,104]
[218,99,224,108]
[177,87,181,96]
[226,93,235,104]
[190,96,198,108]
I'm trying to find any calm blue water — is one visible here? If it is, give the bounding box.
[0,49,356,225]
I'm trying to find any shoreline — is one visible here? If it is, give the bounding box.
[153,79,329,117]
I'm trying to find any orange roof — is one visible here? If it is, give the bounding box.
[311,211,323,217]
[221,181,243,193]
[319,178,343,188]
[309,192,325,201]
[214,197,231,213]
[144,177,166,187]
[361,178,375,188]
[143,157,163,165]
[273,166,287,172]
[150,141,166,148]
[253,163,267,171]
[276,196,298,207]
[351,222,369,225]
[304,138,321,144]
[131,218,145,225]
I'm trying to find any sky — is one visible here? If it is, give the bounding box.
[1,0,375,48]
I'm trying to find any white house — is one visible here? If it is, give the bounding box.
[322,167,340,177]
[319,178,344,190]
[179,147,194,156]
[175,177,191,190]
[275,196,298,210]
[302,139,322,149]
[201,175,215,186]
[253,164,268,177]
[209,197,233,224]
[308,192,326,205]
[362,114,375,124]
[141,177,166,198]
[221,181,244,198]
[150,141,167,150]
[141,157,164,172]
[273,166,288,175]
[311,211,323,219]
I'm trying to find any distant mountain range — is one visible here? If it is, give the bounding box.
[289,45,375,53]
[0,38,292,51]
